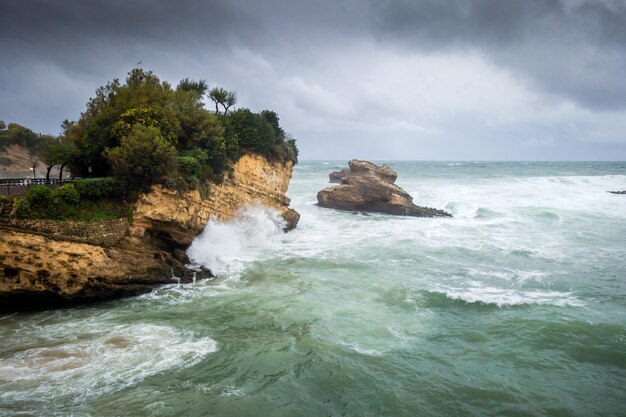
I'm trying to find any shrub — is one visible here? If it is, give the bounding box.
[73,177,127,199]
[177,156,201,178]
[187,175,199,187]
[226,108,277,155]
[111,107,177,144]
[105,125,177,190]
[14,198,31,218]
[198,182,211,200]
[54,185,79,206]
[26,186,53,206]
[14,185,74,219]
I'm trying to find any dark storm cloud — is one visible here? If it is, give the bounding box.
[2,0,625,111]
[0,0,263,133]
[1,0,625,159]
[375,0,563,47]
[0,0,261,71]
[1,0,258,45]
[373,0,626,110]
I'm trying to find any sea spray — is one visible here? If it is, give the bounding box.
[187,206,286,275]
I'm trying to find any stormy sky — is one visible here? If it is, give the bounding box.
[1,0,625,160]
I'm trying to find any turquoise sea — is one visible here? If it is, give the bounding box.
[1,161,625,416]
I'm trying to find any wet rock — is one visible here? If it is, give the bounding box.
[317,160,451,217]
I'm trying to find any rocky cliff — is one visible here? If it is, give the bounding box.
[0,154,298,311]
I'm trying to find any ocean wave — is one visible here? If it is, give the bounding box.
[473,207,505,220]
[421,287,584,308]
[188,206,286,275]
[465,269,549,284]
[0,323,217,406]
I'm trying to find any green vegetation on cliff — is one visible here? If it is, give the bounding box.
[15,179,129,221]
[62,68,298,190]
[3,68,298,221]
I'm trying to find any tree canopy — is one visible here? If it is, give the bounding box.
[59,68,297,192]
[208,87,237,115]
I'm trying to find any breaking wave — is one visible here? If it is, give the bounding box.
[187,206,286,275]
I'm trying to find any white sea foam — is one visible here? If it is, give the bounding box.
[465,268,549,284]
[0,323,217,404]
[187,206,286,275]
[432,284,584,307]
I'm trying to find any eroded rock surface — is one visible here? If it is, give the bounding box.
[0,154,299,311]
[329,168,350,183]
[317,160,451,217]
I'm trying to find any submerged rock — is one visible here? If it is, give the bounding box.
[317,160,451,217]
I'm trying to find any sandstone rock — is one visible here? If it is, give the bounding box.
[0,154,299,312]
[329,168,350,183]
[317,160,451,217]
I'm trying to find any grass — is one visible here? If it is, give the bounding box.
[75,199,129,222]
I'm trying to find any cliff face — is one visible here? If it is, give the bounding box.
[0,154,299,311]
[131,154,299,249]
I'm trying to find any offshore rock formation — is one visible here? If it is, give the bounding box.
[329,168,350,183]
[317,160,451,217]
[0,154,298,311]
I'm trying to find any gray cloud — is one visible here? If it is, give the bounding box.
[374,0,626,110]
[1,0,625,159]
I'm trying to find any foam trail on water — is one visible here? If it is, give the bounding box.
[0,323,217,405]
[430,285,584,307]
[187,206,286,275]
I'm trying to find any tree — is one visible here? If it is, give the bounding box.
[41,135,77,181]
[57,137,77,181]
[226,108,276,155]
[30,157,39,179]
[41,136,61,181]
[0,121,6,130]
[111,107,177,144]
[177,78,208,96]
[64,68,178,177]
[222,91,237,115]
[6,123,39,150]
[261,110,285,140]
[105,125,177,189]
[208,87,237,115]
[58,68,296,191]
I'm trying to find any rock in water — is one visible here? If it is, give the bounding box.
[329,168,350,183]
[317,160,451,217]
[608,190,626,195]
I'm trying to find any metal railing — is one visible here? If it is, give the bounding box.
[0,178,74,197]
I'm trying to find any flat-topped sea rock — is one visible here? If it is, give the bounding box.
[317,160,451,217]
